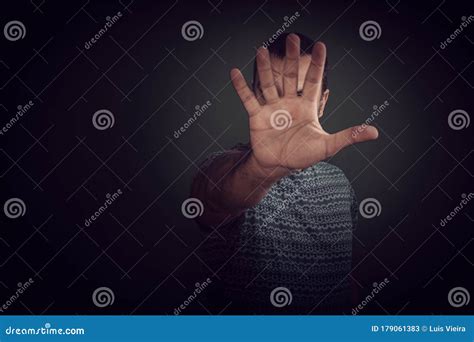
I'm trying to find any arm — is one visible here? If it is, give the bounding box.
[192,34,378,227]
[191,149,290,227]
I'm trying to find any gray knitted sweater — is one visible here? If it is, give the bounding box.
[198,145,357,314]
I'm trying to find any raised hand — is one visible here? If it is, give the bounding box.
[230,34,378,174]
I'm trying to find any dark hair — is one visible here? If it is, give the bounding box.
[252,32,328,93]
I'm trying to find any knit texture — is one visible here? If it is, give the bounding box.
[198,146,357,314]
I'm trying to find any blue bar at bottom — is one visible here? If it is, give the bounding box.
[0,316,472,342]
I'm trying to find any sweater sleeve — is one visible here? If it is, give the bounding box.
[190,143,251,233]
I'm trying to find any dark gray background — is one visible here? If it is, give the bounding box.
[0,0,473,314]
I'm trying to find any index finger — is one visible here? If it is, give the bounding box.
[230,68,261,116]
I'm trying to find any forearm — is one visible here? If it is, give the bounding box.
[221,154,289,208]
[191,151,289,226]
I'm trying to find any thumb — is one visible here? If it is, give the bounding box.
[325,125,379,157]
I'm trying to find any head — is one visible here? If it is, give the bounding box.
[252,32,330,117]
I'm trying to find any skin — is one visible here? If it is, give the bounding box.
[192,34,379,226]
[252,50,329,117]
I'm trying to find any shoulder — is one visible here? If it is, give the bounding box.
[302,162,354,194]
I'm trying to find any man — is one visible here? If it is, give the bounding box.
[191,32,378,313]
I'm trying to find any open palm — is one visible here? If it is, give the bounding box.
[230,34,378,172]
